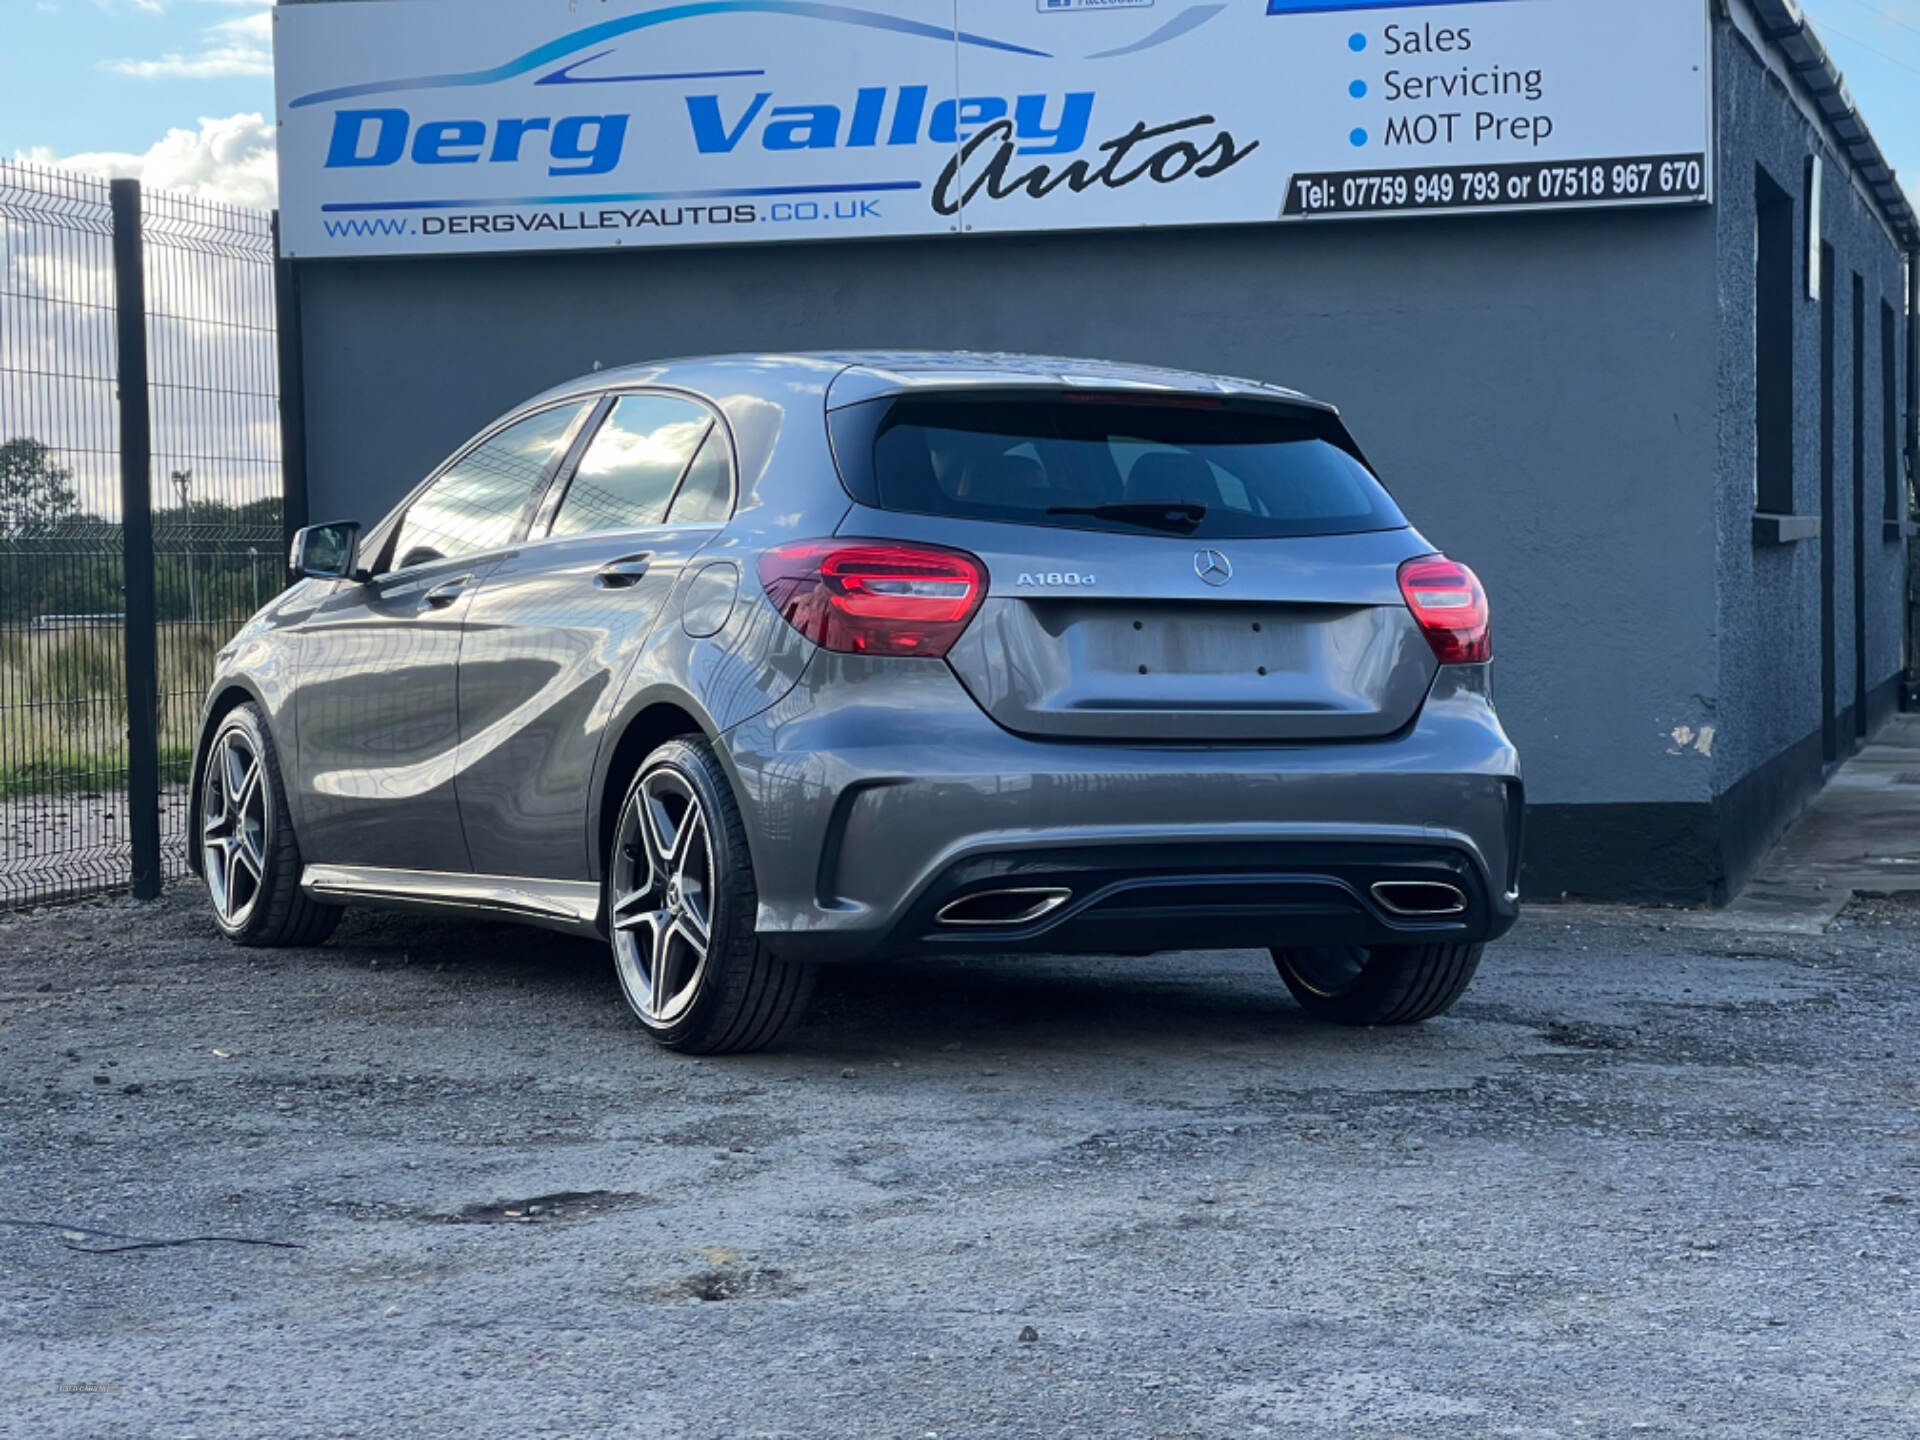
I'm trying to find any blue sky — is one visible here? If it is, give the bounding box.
[0,0,1917,211]
[2,0,276,205]
[1807,0,1920,207]
[2,0,269,156]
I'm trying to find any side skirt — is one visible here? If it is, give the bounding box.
[301,864,603,937]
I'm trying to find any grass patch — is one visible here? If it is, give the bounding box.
[1,623,221,799]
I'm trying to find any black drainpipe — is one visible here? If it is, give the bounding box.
[1906,246,1918,706]
[1908,248,1919,498]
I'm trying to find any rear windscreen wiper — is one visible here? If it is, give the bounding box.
[1046,501,1207,534]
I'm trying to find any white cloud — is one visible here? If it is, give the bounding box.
[214,8,270,42]
[104,0,272,78]
[105,45,271,79]
[15,111,277,210]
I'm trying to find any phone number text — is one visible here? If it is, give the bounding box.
[1283,154,1708,218]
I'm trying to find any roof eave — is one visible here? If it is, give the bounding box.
[1747,0,1920,249]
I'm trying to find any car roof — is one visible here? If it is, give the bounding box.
[522,351,1332,414]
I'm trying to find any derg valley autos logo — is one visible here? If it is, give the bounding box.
[318,88,1098,179]
[929,107,1256,216]
[295,1,1257,216]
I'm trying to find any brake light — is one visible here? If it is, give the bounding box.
[1397,555,1490,664]
[757,539,988,658]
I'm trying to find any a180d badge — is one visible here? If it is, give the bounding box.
[1016,572,1096,587]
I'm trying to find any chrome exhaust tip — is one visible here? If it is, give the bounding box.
[1370,880,1468,917]
[934,887,1073,927]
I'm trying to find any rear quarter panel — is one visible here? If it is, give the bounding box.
[581,364,855,883]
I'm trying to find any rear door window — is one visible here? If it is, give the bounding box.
[664,424,735,525]
[832,394,1405,539]
[549,394,714,537]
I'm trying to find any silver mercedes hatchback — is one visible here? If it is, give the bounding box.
[191,353,1521,1052]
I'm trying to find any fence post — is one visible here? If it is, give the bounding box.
[111,178,161,900]
[272,212,309,579]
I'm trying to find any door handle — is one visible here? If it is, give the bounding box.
[420,575,472,610]
[595,555,653,588]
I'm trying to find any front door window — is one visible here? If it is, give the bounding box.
[388,403,587,571]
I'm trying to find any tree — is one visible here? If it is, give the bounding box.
[0,436,78,539]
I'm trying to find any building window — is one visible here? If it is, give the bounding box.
[1885,300,1902,525]
[1754,166,1796,515]
[1804,156,1823,301]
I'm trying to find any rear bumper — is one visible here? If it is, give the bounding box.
[720,656,1522,963]
[840,840,1512,961]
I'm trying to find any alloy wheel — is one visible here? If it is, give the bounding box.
[202,728,269,927]
[1283,944,1371,997]
[610,767,716,1025]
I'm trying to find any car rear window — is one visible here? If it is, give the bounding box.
[828,393,1405,539]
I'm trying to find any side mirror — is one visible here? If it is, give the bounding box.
[290,521,362,581]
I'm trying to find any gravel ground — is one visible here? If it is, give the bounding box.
[0,786,191,905]
[2,888,1917,1439]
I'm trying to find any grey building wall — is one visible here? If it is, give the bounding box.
[1707,21,1911,898]
[284,12,1911,903]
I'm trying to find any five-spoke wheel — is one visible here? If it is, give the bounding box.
[607,738,814,1052]
[202,726,269,930]
[611,766,716,1026]
[196,702,339,947]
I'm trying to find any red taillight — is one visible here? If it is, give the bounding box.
[1397,555,1490,665]
[757,539,988,658]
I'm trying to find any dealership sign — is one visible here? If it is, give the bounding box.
[274,0,1713,258]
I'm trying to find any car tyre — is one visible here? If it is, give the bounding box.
[1270,941,1482,1026]
[607,736,814,1054]
[200,702,340,947]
